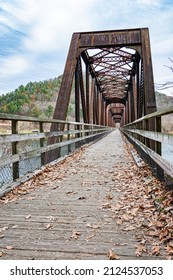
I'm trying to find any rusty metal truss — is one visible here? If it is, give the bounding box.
[53,28,156,126]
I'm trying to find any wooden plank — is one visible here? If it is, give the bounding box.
[0,113,110,128]
[124,128,173,145]
[123,106,173,126]
[122,130,173,177]
[0,130,168,260]
[0,130,109,168]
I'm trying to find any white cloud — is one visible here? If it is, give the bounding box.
[135,0,161,6]
[0,55,31,77]
[0,0,173,95]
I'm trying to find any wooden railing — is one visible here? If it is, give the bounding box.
[0,113,112,193]
[121,107,173,180]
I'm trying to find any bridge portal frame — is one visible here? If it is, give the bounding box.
[53,28,156,127]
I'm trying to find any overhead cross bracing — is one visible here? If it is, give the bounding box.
[52,28,157,127]
[85,47,135,122]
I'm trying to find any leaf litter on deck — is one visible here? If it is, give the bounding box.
[0,139,173,259]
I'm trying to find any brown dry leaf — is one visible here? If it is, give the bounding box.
[48,216,56,221]
[66,191,76,195]
[12,225,18,229]
[17,189,27,195]
[111,203,123,211]
[86,223,100,229]
[140,239,147,245]
[168,240,173,248]
[6,246,13,250]
[122,214,131,221]
[106,194,113,200]
[107,250,120,260]
[151,243,161,256]
[156,221,165,228]
[0,226,9,232]
[45,224,51,230]
[25,214,31,219]
[102,203,111,209]
[159,228,169,240]
[135,244,147,257]
[71,231,81,239]
[148,230,160,237]
[116,219,123,225]
[131,207,139,216]
[123,225,136,231]
[86,233,96,241]
[165,244,173,255]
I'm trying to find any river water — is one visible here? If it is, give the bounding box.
[162,144,173,163]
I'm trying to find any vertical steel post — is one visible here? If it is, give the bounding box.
[86,63,90,123]
[75,61,80,123]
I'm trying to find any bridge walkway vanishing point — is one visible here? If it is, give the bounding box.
[0,130,173,260]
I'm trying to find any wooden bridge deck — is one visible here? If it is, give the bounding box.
[0,130,170,259]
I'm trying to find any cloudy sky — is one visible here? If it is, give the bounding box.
[0,0,173,95]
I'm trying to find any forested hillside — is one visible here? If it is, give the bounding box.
[0,76,62,118]
[155,91,173,109]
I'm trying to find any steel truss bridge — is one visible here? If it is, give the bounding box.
[0,28,173,260]
[53,28,156,126]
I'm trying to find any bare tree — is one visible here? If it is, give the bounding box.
[155,58,173,90]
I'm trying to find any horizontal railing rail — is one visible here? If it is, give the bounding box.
[0,113,112,193]
[121,107,173,180]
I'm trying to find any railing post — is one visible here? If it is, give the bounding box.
[155,116,164,180]
[12,120,19,180]
[39,122,45,165]
[75,124,80,149]
[67,123,71,153]
[57,123,61,158]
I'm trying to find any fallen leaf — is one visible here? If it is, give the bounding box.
[135,244,147,257]
[116,219,123,225]
[107,250,120,260]
[71,231,81,239]
[12,225,18,229]
[86,223,100,229]
[148,230,160,237]
[122,214,131,221]
[131,207,139,216]
[151,243,160,256]
[159,228,170,240]
[156,221,165,228]
[45,224,51,230]
[102,203,111,209]
[6,246,13,250]
[66,191,76,195]
[78,196,86,200]
[123,225,136,231]
[106,194,113,200]
[48,216,56,221]
[168,240,173,248]
[0,226,9,232]
[165,244,173,255]
[86,234,96,240]
[25,215,31,219]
